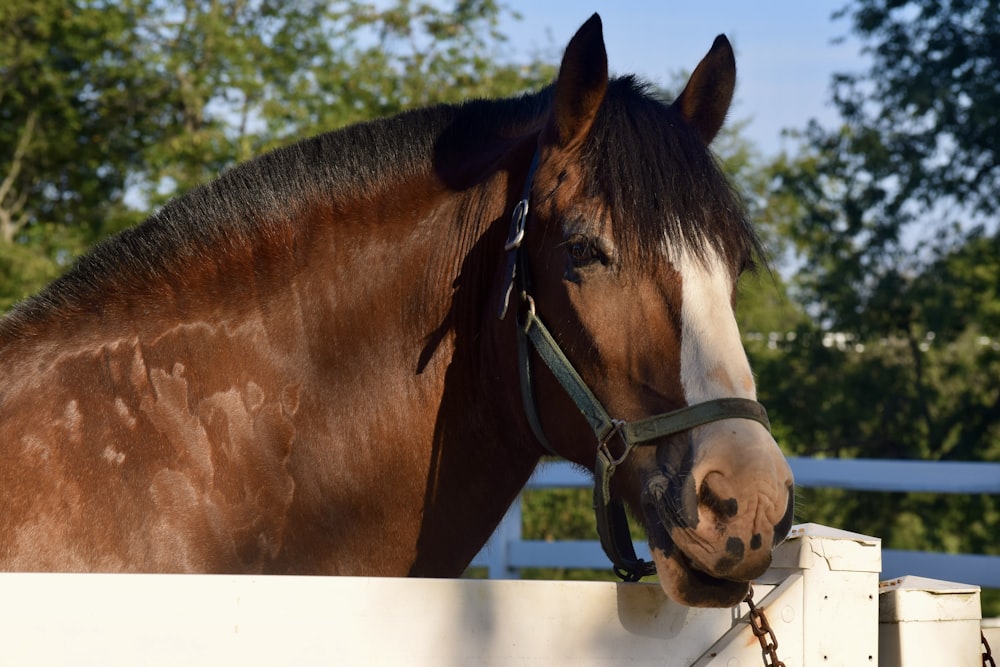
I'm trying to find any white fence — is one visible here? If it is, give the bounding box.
[0,524,987,665]
[472,457,1000,588]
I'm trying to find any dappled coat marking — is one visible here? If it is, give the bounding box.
[0,14,792,607]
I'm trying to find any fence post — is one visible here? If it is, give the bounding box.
[694,523,882,666]
[486,498,522,579]
[878,576,983,666]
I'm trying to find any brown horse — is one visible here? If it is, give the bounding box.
[0,15,793,607]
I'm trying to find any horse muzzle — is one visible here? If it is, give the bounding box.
[641,425,795,607]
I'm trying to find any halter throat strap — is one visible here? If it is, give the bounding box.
[498,147,772,581]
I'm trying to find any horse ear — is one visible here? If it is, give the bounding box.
[544,13,608,149]
[672,35,736,145]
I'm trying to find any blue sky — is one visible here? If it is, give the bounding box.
[500,2,868,156]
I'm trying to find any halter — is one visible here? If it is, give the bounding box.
[498,148,772,581]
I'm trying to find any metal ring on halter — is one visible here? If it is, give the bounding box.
[523,293,536,318]
[597,419,632,467]
[504,199,529,251]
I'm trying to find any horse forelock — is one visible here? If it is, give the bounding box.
[580,76,763,277]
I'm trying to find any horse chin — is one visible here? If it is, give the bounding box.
[640,475,751,607]
[649,541,750,608]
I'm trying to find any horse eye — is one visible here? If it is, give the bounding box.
[567,238,604,267]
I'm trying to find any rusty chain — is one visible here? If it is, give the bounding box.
[745,585,786,667]
[743,588,995,667]
[742,586,997,667]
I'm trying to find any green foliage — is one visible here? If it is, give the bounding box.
[833,0,1000,217]
[0,228,72,312]
[774,0,1000,334]
[127,0,556,207]
[0,0,555,308]
[749,151,1000,611]
[767,0,1000,466]
[751,0,1000,614]
[0,0,168,290]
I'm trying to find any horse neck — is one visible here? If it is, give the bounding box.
[295,162,542,575]
[417,176,549,575]
[0,132,545,577]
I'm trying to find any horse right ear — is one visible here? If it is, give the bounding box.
[543,14,609,150]
[672,35,736,145]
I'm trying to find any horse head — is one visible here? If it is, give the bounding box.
[508,14,794,608]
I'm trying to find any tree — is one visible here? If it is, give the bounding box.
[0,0,175,308]
[765,0,1000,451]
[753,0,1000,612]
[123,0,558,208]
[0,0,556,311]
[833,0,1000,217]
[770,0,1000,333]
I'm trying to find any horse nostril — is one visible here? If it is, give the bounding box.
[725,536,745,561]
[699,474,739,520]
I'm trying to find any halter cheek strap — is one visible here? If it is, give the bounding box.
[520,299,770,580]
[499,148,772,582]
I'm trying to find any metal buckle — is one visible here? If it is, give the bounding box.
[597,419,632,467]
[504,199,529,251]
[498,199,531,321]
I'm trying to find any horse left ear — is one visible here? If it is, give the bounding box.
[544,13,609,149]
[672,35,736,145]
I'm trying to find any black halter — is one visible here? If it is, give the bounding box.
[498,148,771,581]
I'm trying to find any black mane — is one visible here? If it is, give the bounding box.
[0,88,549,334]
[1,76,758,335]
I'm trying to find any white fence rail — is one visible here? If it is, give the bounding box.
[0,525,915,666]
[3,524,985,665]
[472,457,1000,587]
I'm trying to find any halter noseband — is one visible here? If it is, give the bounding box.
[498,148,772,582]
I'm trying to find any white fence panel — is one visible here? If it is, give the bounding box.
[0,524,887,667]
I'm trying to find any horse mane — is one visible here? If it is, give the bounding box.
[0,89,549,336]
[1,76,758,336]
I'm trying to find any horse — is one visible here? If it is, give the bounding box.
[0,14,793,608]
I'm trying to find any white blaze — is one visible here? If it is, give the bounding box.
[677,248,756,404]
